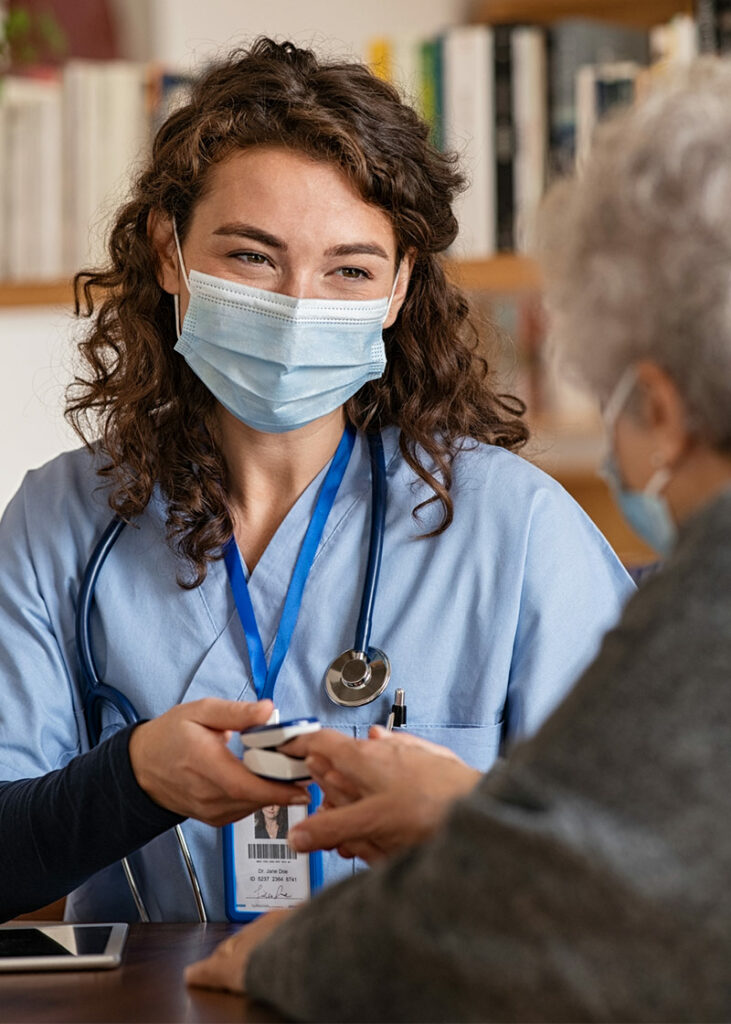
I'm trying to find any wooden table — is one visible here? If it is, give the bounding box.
[0,923,283,1023]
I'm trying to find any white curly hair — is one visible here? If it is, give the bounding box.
[538,58,731,451]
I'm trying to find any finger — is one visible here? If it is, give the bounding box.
[185,952,243,993]
[191,698,275,733]
[304,756,359,798]
[282,729,345,759]
[336,839,384,863]
[300,753,332,779]
[368,724,433,747]
[280,734,319,758]
[368,724,461,761]
[298,730,372,787]
[308,767,360,808]
[288,799,380,853]
[295,729,364,767]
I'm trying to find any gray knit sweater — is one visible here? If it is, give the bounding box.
[247,490,731,1022]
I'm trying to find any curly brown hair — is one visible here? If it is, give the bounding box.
[67,37,528,587]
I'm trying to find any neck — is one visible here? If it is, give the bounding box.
[218,406,347,570]
[666,444,731,526]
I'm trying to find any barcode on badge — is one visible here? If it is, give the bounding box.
[247,843,298,860]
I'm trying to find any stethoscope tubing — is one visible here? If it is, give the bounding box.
[75,516,137,745]
[355,431,387,654]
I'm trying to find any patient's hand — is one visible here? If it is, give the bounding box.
[185,909,291,994]
[285,726,480,862]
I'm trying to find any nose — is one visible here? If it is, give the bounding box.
[276,267,316,300]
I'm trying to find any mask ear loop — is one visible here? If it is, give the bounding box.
[645,464,672,497]
[383,259,403,323]
[172,217,191,338]
[602,365,638,432]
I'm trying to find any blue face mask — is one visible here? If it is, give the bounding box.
[172,222,400,433]
[601,367,678,557]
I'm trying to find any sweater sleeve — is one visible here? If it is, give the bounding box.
[0,724,183,921]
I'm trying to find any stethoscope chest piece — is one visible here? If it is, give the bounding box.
[325,648,391,707]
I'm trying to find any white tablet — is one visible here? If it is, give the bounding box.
[0,923,128,972]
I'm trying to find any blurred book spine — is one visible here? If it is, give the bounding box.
[442,26,495,259]
[696,0,731,53]
[0,61,193,282]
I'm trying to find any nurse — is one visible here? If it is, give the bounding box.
[0,37,631,923]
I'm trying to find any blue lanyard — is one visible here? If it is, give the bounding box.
[223,425,357,702]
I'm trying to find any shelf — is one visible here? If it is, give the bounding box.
[0,280,74,308]
[445,254,541,292]
[470,0,693,27]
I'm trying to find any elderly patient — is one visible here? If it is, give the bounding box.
[187,60,731,1022]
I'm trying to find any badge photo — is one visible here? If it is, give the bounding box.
[223,788,323,921]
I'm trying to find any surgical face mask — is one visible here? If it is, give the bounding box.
[601,366,678,556]
[171,220,400,433]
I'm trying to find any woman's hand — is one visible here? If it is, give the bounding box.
[128,698,310,826]
[285,726,481,862]
[185,909,292,994]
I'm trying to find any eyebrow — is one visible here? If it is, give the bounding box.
[212,223,285,248]
[212,223,390,260]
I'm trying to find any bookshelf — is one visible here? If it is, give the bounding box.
[471,0,693,27]
[0,281,75,308]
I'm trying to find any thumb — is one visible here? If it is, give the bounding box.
[191,698,274,733]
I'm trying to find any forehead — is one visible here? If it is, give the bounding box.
[193,145,396,249]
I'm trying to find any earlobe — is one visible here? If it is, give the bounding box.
[147,209,180,296]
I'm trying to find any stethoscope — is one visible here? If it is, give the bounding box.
[74,427,391,918]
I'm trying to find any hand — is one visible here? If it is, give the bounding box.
[285,726,481,862]
[185,909,292,994]
[128,698,310,826]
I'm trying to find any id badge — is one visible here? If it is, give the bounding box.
[223,789,323,922]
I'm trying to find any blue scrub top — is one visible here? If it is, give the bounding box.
[0,427,633,921]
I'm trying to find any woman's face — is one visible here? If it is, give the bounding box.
[157,144,411,330]
[262,805,279,821]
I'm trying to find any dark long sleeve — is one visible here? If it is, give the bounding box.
[0,724,183,921]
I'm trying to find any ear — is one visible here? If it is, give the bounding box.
[635,360,691,466]
[383,251,415,330]
[147,209,182,295]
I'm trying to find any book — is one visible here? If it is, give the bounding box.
[512,27,547,254]
[367,38,392,82]
[576,61,639,172]
[2,76,63,280]
[696,0,731,53]
[419,38,443,151]
[494,25,515,252]
[442,25,495,259]
[547,19,649,177]
[391,36,422,109]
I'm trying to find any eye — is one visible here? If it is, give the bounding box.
[336,266,372,280]
[231,251,272,267]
